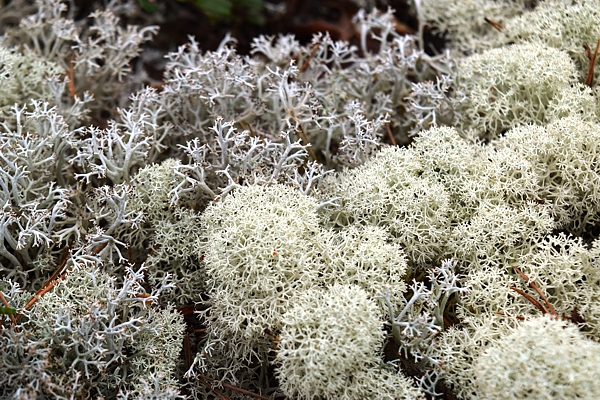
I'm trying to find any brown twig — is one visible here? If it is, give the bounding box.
[584,38,600,87]
[198,377,230,400]
[390,15,414,36]
[17,272,67,322]
[48,246,71,284]
[238,120,256,137]
[299,40,322,73]
[385,122,397,146]
[442,315,451,329]
[569,307,586,325]
[16,248,70,322]
[484,17,504,32]
[512,265,557,316]
[509,286,549,314]
[66,53,77,100]
[149,81,165,90]
[584,43,592,61]
[184,332,192,369]
[90,242,108,256]
[177,305,197,316]
[200,375,273,400]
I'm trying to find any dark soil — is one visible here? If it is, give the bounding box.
[71,0,444,80]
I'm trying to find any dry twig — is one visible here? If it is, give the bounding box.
[584,38,600,87]
[484,17,504,32]
[511,265,557,317]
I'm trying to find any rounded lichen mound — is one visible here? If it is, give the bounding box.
[200,184,323,361]
[325,146,451,267]
[421,0,528,55]
[494,117,600,233]
[457,43,592,140]
[475,315,600,399]
[276,284,423,400]
[506,0,600,82]
[318,225,407,305]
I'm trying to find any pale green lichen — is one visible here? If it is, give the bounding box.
[324,146,451,268]
[318,224,408,306]
[456,43,591,140]
[506,0,600,83]
[199,184,323,363]
[475,315,600,399]
[494,117,600,233]
[422,0,530,55]
[276,284,423,400]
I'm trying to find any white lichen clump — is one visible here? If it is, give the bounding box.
[475,316,600,399]
[200,184,323,362]
[277,284,423,400]
[456,43,592,139]
[325,146,452,267]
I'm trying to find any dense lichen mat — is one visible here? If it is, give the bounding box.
[1,0,600,398]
